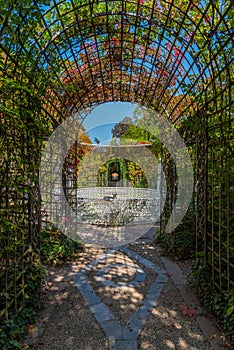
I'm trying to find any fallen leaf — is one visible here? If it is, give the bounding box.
[187,308,196,317]
[179,304,196,317]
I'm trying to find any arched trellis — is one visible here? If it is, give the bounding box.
[0,0,233,324]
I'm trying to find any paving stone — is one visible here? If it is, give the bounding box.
[143,296,158,309]
[73,273,86,287]
[147,277,168,299]
[109,339,117,350]
[160,256,186,285]
[80,288,100,306]
[124,318,145,339]
[75,279,101,306]
[134,271,146,282]
[115,340,137,350]
[120,247,158,271]
[101,319,124,339]
[132,308,149,321]
[157,272,169,283]
[90,302,114,323]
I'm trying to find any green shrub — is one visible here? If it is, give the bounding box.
[156,205,196,260]
[0,227,83,349]
[0,263,46,350]
[192,259,234,346]
[155,227,196,260]
[41,226,83,264]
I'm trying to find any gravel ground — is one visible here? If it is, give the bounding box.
[22,238,228,350]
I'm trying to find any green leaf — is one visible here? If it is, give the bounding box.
[227,305,234,316]
[9,339,22,349]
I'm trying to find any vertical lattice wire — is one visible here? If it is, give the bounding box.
[206,72,234,292]
[0,63,53,319]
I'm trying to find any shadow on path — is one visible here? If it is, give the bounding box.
[23,229,226,350]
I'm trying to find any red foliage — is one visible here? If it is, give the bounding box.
[179,304,196,317]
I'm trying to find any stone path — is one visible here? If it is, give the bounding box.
[74,247,168,350]
[23,230,227,350]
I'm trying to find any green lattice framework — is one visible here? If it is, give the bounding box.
[0,0,233,320]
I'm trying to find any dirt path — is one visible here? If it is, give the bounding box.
[23,233,226,350]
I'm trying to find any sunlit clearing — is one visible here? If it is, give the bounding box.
[188,332,203,341]
[178,337,189,349]
[152,308,170,319]
[168,309,177,317]
[165,339,176,349]
[141,341,152,349]
[172,322,182,329]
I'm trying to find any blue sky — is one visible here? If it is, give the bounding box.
[83,102,137,144]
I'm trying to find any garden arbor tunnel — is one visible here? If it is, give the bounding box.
[0,0,233,322]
